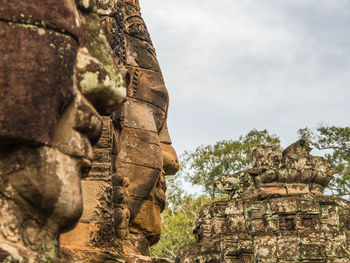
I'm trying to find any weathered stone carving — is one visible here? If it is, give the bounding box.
[2,1,349,262]
[111,0,179,255]
[176,140,350,262]
[0,1,125,261]
[60,0,179,262]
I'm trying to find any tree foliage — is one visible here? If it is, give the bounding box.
[151,176,211,259]
[299,125,350,197]
[179,129,280,199]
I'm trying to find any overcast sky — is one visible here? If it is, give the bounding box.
[141,0,350,156]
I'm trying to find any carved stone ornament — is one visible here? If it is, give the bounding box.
[0,0,126,261]
[60,0,179,262]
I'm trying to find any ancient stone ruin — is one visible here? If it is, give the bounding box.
[60,0,179,262]
[0,0,177,262]
[0,0,125,262]
[176,140,350,262]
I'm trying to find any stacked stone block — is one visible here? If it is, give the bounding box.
[177,140,350,263]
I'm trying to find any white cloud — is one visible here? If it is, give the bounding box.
[142,0,350,154]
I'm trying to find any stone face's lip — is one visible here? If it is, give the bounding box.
[78,157,92,179]
[154,187,166,212]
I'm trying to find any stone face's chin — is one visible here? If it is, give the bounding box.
[0,146,85,234]
[129,199,162,246]
[45,149,86,233]
[154,186,166,213]
[128,172,167,247]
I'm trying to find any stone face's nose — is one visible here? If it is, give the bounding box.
[161,143,179,176]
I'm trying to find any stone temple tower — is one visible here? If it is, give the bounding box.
[176,140,350,263]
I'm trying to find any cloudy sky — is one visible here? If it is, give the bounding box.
[141,0,350,156]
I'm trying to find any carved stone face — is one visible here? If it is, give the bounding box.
[0,92,102,234]
[0,0,125,258]
[59,1,178,259]
[110,0,179,252]
[120,69,179,245]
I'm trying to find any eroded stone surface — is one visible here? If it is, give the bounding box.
[110,2,179,256]
[177,141,350,262]
[0,0,125,261]
[60,0,179,261]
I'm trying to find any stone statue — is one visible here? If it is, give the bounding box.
[112,1,179,256]
[3,1,349,262]
[0,0,126,261]
[60,0,179,262]
[177,141,350,262]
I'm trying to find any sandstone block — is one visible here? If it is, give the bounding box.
[269,197,298,214]
[118,128,162,169]
[211,218,226,236]
[276,235,300,260]
[325,233,348,258]
[297,199,320,214]
[286,183,310,195]
[0,0,81,37]
[90,162,112,177]
[226,215,246,234]
[93,148,112,163]
[300,244,326,261]
[225,200,244,215]
[80,180,113,223]
[297,213,321,230]
[121,100,158,132]
[253,236,277,259]
[125,35,161,72]
[129,200,161,246]
[117,162,160,199]
[248,219,266,235]
[279,214,296,231]
[127,68,168,111]
[0,22,77,146]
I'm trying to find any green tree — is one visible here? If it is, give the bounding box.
[180,129,280,199]
[151,176,211,259]
[299,126,350,197]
